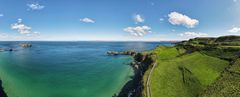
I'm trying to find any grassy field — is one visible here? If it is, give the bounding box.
[149,46,229,97]
[199,58,240,97]
[220,46,240,48]
[141,46,180,97]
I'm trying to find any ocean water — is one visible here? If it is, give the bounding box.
[0,42,172,97]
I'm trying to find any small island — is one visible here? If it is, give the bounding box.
[20,43,32,48]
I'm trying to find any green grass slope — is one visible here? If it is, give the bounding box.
[199,59,240,97]
[150,47,229,97]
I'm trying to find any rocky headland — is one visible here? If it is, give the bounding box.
[108,50,156,97]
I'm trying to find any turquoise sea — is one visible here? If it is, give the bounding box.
[0,42,172,97]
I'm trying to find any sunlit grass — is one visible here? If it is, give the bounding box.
[148,47,229,97]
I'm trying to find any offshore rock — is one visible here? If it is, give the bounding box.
[20,43,32,48]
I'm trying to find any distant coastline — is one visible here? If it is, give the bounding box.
[0,40,181,43]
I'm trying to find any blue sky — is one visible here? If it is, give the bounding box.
[0,0,240,41]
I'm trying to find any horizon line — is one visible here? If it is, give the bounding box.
[0,40,184,42]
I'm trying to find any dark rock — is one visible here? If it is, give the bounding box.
[4,48,16,52]
[0,49,4,52]
[0,80,7,97]
[108,50,155,97]
[0,48,17,52]
[107,51,119,55]
[107,50,137,56]
[114,52,155,97]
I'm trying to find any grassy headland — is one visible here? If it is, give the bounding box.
[141,35,240,97]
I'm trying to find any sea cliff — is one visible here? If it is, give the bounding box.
[108,51,156,97]
[114,35,240,97]
[0,80,7,97]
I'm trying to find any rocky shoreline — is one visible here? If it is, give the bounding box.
[108,51,156,97]
[0,43,32,52]
[0,80,7,97]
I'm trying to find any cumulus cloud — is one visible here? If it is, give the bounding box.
[80,18,95,23]
[123,26,152,37]
[228,27,240,33]
[168,12,199,28]
[133,14,144,23]
[27,3,45,10]
[11,18,39,35]
[180,32,208,37]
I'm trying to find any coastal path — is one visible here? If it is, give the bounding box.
[146,62,157,97]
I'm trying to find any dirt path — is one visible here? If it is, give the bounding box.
[146,62,157,97]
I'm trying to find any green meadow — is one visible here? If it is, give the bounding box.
[143,36,240,97]
[149,47,228,97]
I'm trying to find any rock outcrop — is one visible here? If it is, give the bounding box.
[0,80,7,97]
[0,48,4,52]
[0,48,15,52]
[107,50,137,56]
[109,51,156,97]
[20,43,32,48]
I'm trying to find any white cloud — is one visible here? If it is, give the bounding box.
[0,14,3,17]
[27,3,45,10]
[80,18,95,23]
[168,12,199,28]
[29,31,41,37]
[180,32,208,37]
[11,18,39,35]
[133,14,144,23]
[228,27,240,33]
[233,0,238,2]
[123,26,152,37]
[160,18,164,22]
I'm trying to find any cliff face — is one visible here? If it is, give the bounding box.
[0,80,7,97]
[115,51,155,97]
